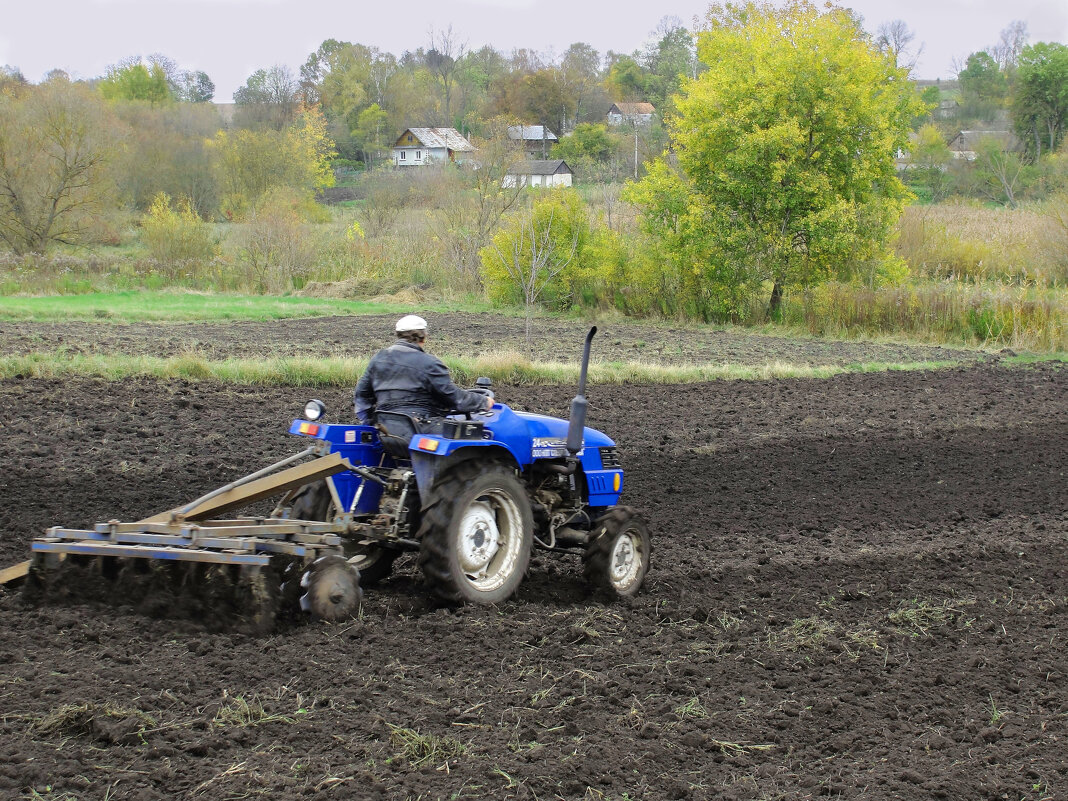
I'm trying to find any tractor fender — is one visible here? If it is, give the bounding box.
[410,443,519,507]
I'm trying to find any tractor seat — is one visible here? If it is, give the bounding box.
[374,411,424,459]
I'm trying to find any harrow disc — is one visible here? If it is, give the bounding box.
[300,555,362,622]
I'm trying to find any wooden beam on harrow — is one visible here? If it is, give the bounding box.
[0,560,30,585]
[137,452,354,524]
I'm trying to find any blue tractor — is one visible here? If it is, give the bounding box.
[283,326,650,618]
[20,328,650,625]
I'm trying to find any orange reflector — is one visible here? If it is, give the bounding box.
[613,473,621,492]
[417,437,440,452]
[299,422,320,436]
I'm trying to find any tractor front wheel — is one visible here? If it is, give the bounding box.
[417,462,533,605]
[583,507,651,598]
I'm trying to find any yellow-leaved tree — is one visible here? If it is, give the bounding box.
[624,0,925,321]
[212,105,335,220]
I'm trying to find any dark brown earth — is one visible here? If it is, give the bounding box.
[0,312,984,366]
[0,360,1064,800]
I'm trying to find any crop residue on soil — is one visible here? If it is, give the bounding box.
[0,362,1065,800]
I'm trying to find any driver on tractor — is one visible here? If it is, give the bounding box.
[354,315,492,429]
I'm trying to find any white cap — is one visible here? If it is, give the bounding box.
[395,314,428,333]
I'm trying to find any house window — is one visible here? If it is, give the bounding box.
[416,150,421,160]
[400,151,406,161]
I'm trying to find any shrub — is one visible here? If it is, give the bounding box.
[140,193,218,264]
[237,189,318,292]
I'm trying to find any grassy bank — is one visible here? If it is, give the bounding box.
[0,291,502,323]
[1,351,1057,388]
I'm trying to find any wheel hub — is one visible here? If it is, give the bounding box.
[609,531,642,588]
[458,501,501,578]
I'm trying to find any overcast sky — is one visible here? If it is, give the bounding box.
[3,0,1067,102]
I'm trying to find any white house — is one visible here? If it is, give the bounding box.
[502,160,574,188]
[507,125,559,159]
[606,102,656,126]
[392,127,476,167]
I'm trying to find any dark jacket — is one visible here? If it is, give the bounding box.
[354,340,486,424]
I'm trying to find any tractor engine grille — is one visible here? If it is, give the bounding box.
[599,447,621,468]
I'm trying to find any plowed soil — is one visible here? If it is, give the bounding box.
[0,313,982,366]
[0,362,1065,801]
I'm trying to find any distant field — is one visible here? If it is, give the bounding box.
[1,302,1061,387]
[0,291,497,323]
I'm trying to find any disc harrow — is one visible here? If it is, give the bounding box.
[15,446,368,629]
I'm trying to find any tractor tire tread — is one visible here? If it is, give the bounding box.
[582,506,650,598]
[416,460,529,606]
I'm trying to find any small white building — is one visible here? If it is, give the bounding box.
[507,125,559,159]
[392,127,476,167]
[502,160,574,189]
[607,102,656,126]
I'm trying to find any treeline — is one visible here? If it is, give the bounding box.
[0,4,1065,351]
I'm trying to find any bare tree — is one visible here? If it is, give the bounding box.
[876,20,922,72]
[992,21,1029,72]
[974,137,1026,208]
[235,65,300,130]
[432,119,528,274]
[427,26,467,124]
[0,77,116,254]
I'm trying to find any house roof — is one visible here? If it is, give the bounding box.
[507,159,572,176]
[609,102,656,115]
[507,125,558,142]
[396,127,476,152]
[950,130,1020,150]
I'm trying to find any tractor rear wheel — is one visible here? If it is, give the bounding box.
[417,462,533,605]
[289,480,398,586]
[583,507,651,598]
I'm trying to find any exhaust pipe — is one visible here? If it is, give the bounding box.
[566,326,597,456]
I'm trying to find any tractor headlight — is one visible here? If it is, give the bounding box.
[304,399,326,421]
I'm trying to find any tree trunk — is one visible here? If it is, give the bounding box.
[524,302,533,357]
[767,280,784,321]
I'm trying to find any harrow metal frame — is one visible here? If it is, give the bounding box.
[11,446,364,582]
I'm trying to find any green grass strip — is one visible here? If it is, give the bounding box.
[0,291,501,322]
[0,351,1044,387]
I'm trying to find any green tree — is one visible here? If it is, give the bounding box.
[551,122,626,180]
[560,42,607,125]
[353,103,390,169]
[909,124,953,202]
[98,61,173,104]
[641,17,699,110]
[553,123,615,163]
[177,70,215,103]
[1013,42,1068,158]
[604,55,647,101]
[626,0,923,319]
[0,77,117,253]
[958,51,1008,118]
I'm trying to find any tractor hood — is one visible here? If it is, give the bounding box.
[512,412,615,451]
